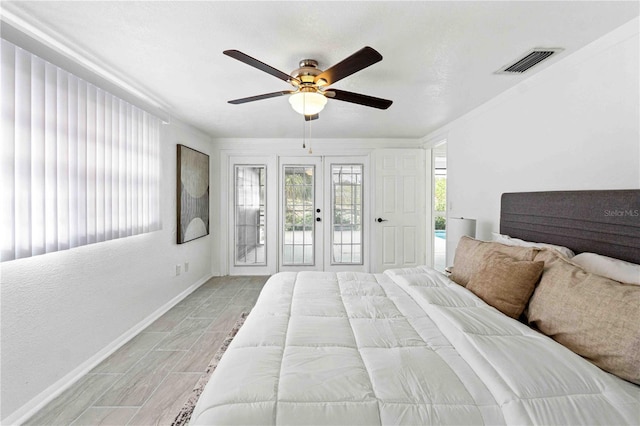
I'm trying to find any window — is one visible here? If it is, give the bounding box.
[1,39,161,262]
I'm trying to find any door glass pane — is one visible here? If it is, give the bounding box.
[331,164,363,264]
[434,151,447,271]
[283,166,314,265]
[235,166,266,265]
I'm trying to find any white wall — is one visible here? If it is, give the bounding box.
[0,118,214,423]
[432,18,639,242]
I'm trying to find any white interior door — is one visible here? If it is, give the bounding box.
[373,149,426,272]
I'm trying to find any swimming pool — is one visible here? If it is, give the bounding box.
[435,230,446,240]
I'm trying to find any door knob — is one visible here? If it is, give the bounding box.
[316,217,321,222]
[376,218,388,223]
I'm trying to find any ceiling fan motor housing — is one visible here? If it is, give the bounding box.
[292,59,324,86]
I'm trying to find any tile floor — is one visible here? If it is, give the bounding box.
[24,275,269,426]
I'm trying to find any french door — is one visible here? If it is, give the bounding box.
[279,157,324,271]
[229,155,368,274]
[279,156,368,272]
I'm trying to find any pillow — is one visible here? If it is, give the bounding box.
[571,252,640,285]
[491,232,575,258]
[527,249,640,384]
[466,252,544,319]
[450,236,540,287]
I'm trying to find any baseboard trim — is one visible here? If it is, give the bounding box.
[4,273,214,426]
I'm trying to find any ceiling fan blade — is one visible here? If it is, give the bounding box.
[315,47,383,86]
[328,89,392,110]
[228,91,295,104]
[304,114,319,121]
[224,50,300,84]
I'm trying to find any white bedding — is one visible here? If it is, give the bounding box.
[189,267,640,425]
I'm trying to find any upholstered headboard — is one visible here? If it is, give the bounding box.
[500,190,640,264]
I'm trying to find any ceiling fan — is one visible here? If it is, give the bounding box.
[223,47,393,121]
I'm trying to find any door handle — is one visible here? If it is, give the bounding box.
[316,217,321,222]
[376,218,388,223]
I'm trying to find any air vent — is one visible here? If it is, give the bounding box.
[496,48,563,74]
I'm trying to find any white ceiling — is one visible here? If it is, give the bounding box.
[3,1,639,139]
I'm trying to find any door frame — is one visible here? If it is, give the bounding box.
[220,146,424,275]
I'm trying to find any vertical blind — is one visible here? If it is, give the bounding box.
[1,39,162,262]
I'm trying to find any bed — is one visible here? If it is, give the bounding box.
[190,190,640,425]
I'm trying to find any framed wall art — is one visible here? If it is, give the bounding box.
[177,144,210,244]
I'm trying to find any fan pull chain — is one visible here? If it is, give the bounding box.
[308,117,312,154]
[302,95,306,149]
[302,116,306,149]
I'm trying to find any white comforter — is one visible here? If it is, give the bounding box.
[189,267,640,425]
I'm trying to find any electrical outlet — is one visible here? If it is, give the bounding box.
[184,261,189,273]
[176,264,181,276]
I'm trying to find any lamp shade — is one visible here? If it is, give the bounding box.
[289,92,327,116]
[446,217,477,267]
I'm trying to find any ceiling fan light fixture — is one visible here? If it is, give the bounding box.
[225,47,392,113]
[289,92,327,116]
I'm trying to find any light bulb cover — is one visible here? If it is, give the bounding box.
[289,92,327,116]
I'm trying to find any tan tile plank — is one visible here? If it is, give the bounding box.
[230,288,262,309]
[127,373,201,426]
[70,407,138,426]
[198,276,226,290]
[172,331,227,373]
[24,374,121,426]
[206,304,247,333]
[188,296,232,319]
[174,286,218,309]
[155,318,213,351]
[91,332,168,374]
[212,279,245,297]
[246,275,270,288]
[144,306,191,332]
[94,350,184,407]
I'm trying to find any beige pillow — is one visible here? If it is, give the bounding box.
[467,252,544,319]
[451,236,540,287]
[528,249,640,384]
